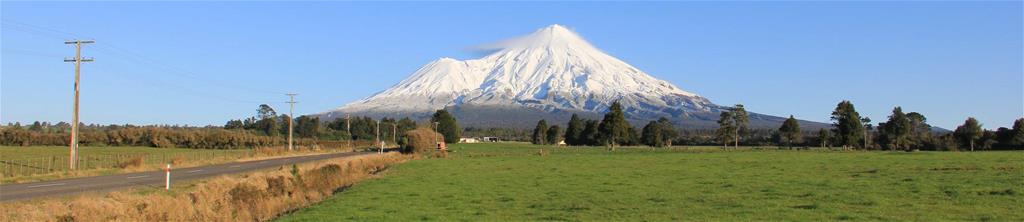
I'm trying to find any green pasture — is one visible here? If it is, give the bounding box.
[279,143,1023,221]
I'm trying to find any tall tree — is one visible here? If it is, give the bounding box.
[626,126,641,146]
[255,104,281,136]
[1011,118,1024,148]
[954,117,983,151]
[830,100,864,150]
[657,117,678,147]
[397,117,417,133]
[883,107,911,151]
[598,101,631,150]
[980,130,998,150]
[581,120,601,146]
[862,117,873,149]
[716,110,736,148]
[730,104,749,148]
[294,116,321,138]
[817,128,832,148]
[431,109,460,144]
[778,115,802,148]
[906,112,931,149]
[224,120,244,129]
[546,125,562,145]
[641,120,664,147]
[532,119,548,145]
[564,114,585,145]
[257,104,277,119]
[28,121,43,132]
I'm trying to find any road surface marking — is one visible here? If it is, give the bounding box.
[126,175,149,179]
[187,169,203,173]
[229,165,240,168]
[27,183,66,188]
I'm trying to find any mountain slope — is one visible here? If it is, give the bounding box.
[322,24,825,129]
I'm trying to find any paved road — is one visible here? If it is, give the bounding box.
[0,151,375,201]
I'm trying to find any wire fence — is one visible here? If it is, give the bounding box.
[1,140,373,177]
[0,150,253,177]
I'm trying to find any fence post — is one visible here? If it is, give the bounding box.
[165,164,171,190]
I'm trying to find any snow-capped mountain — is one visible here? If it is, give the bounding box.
[322,24,807,129]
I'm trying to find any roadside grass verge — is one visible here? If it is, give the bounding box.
[0,152,412,221]
[0,145,359,184]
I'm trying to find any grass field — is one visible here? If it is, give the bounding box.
[0,146,249,159]
[278,143,1023,221]
[0,146,251,183]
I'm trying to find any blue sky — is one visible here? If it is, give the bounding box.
[1,1,1021,129]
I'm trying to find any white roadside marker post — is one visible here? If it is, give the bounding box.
[165,164,171,190]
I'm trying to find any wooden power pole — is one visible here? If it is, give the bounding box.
[376,120,381,153]
[286,93,297,151]
[345,114,351,149]
[64,39,94,170]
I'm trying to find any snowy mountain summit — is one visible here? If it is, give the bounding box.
[323,24,782,128]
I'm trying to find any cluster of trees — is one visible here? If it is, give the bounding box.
[7,101,1021,151]
[532,102,647,148]
[817,101,1024,151]
[0,104,425,149]
[743,101,1024,151]
[322,116,416,143]
[530,119,566,146]
[463,127,530,141]
[225,104,326,139]
[431,110,460,144]
[0,124,308,149]
[520,100,1023,151]
[951,117,1024,151]
[640,118,679,147]
[226,104,425,146]
[715,105,749,148]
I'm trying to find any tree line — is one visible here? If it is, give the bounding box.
[0,123,309,149]
[1,104,422,149]
[225,104,426,147]
[531,102,680,148]
[811,101,1023,151]
[526,100,1024,151]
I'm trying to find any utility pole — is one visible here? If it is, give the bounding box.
[64,39,94,170]
[862,117,871,150]
[345,114,351,149]
[392,123,397,146]
[376,120,382,154]
[434,122,439,148]
[286,93,297,151]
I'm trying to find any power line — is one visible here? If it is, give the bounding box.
[2,19,83,38]
[87,65,278,104]
[2,48,65,58]
[3,19,286,95]
[92,42,286,95]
